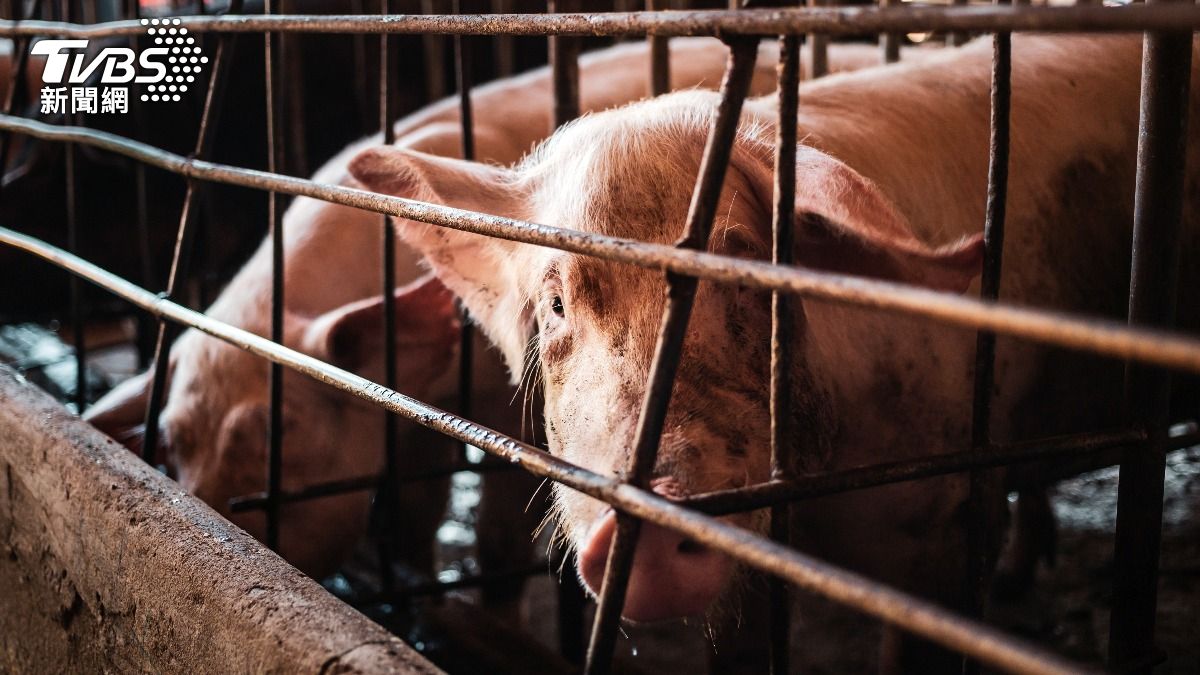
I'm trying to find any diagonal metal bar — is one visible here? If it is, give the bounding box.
[583,37,760,675]
[5,115,1200,375]
[140,26,235,466]
[0,224,1098,675]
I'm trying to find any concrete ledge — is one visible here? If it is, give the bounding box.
[0,365,441,674]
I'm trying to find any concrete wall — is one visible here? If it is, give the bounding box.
[0,365,441,674]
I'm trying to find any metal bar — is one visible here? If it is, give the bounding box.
[1108,3,1192,668]
[7,116,1200,376]
[584,38,759,675]
[548,0,581,126]
[227,460,521,513]
[420,0,446,102]
[139,32,234,466]
[62,0,84,414]
[768,31,799,675]
[806,0,827,78]
[880,0,899,63]
[452,0,475,466]
[264,0,286,552]
[949,0,969,46]
[491,0,515,78]
[646,0,669,96]
[0,225,1098,675]
[376,0,399,595]
[6,6,1200,39]
[685,428,1149,515]
[963,21,1011,674]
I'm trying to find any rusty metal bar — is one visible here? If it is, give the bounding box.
[139,36,233,466]
[1108,3,1192,669]
[583,38,760,675]
[768,31,800,675]
[549,0,581,126]
[264,0,286,552]
[376,0,400,595]
[5,114,1200,376]
[0,224,1098,675]
[880,0,899,63]
[806,0,827,78]
[963,21,1011,674]
[452,0,476,465]
[420,0,447,102]
[491,0,515,77]
[646,0,669,96]
[6,6,1200,39]
[685,428,1148,515]
[949,0,969,46]
[61,0,84,414]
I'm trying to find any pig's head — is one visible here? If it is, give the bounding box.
[85,273,461,576]
[348,90,983,621]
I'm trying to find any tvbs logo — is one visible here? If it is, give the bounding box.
[35,18,208,114]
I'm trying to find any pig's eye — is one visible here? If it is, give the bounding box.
[551,295,565,318]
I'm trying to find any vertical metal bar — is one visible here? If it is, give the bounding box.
[806,0,828,79]
[768,32,800,675]
[880,0,900,64]
[583,39,760,675]
[140,4,235,466]
[646,0,669,97]
[350,0,372,135]
[548,0,580,128]
[452,0,476,449]
[281,1,307,178]
[264,0,286,552]
[949,0,970,46]
[1109,3,1191,670]
[65,99,84,414]
[376,0,399,596]
[126,0,154,369]
[963,17,1011,675]
[421,0,446,103]
[491,0,514,78]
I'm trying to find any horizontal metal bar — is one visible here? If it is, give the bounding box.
[684,426,1200,515]
[3,5,1200,39]
[3,115,1200,376]
[0,226,1095,675]
[227,460,518,513]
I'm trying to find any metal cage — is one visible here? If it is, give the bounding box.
[2,1,1199,673]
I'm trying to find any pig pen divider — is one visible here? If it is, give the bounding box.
[1,4,1198,674]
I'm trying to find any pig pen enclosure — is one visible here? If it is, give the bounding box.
[1,0,1199,673]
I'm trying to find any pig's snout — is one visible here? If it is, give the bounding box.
[577,481,732,622]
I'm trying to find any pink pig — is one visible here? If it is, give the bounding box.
[348,34,1200,669]
[84,36,817,578]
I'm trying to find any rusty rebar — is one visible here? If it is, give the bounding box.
[584,37,760,675]
[3,5,1200,39]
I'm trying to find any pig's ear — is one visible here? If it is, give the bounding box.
[348,146,534,377]
[739,144,983,293]
[302,273,462,380]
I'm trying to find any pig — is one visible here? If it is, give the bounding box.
[347,34,1200,671]
[85,35,825,579]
